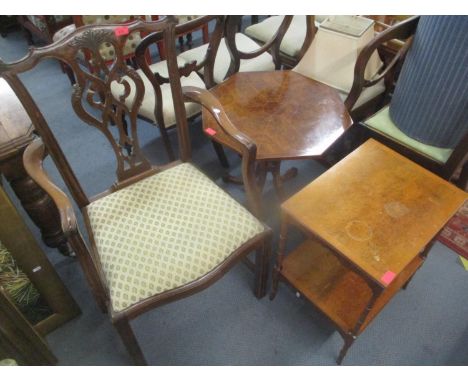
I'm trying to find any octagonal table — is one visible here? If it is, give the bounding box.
[202,70,353,198]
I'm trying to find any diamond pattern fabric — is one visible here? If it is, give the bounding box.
[86,163,265,312]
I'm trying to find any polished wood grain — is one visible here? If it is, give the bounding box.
[281,238,424,335]
[273,139,466,364]
[282,139,467,286]
[202,71,353,161]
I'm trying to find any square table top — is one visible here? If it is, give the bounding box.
[282,139,467,288]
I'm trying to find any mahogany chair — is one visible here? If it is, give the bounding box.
[178,15,299,87]
[105,16,227,163]
[52,15,157,85]
[353,16,468,189]
[0,16,271,365]
[243,15,320,68]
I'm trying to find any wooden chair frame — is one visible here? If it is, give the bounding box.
[224,15,316,75]
[0,16,271,365]
[240,15,317,69]
[132,15,227,164]
[345,16,420,120]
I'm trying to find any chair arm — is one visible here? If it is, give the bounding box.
[345,16,420,111]
[182,86,257,156]
[23,138,78,236]
[182,85,263,218]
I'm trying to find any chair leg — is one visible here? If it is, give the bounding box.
[254,235,271,299]
[157,125,176,161]
[212,141,230,168]
[113,318,147,366]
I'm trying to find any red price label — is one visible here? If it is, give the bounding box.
[114,26,129,37]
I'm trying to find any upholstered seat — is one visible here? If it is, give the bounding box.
[110,57,206,127]
[337,78,386,110]
[178,32,275,84]
[364,106,453,163]
[86,162,266,312]
[244,15,325,58]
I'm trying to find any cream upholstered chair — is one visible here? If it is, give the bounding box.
[0,17,271,365]
[52,16,158,85]
[244,15,325,67]
[108,16,228,162]
[178,15,301,86]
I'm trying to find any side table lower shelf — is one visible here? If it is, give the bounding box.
[277,238,425,363]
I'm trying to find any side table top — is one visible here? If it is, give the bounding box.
[202,71,352,161]
[282,139,467,287]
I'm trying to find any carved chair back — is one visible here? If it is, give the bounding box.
[0,16,181,210]
[72,15,153,71]
[223,15,316,77]
[134,16,264,217]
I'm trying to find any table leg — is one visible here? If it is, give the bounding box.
[337,334,355,365]
[336,284,382,364]
[270,217,289,300]
[270,161,298,200]
[0,153,72,256]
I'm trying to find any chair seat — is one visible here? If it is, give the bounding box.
[86,163,266,312]
[337,78,386,110]
[244,15,323,58]
[178,33,275,84]
[364,106,454,163]
[110,57,206,127]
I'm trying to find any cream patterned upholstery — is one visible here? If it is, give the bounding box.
[86,163,265,312]
[244,15,324,58]
[110,57,206,127]
[337,78,386,111]
[178,33,275,84]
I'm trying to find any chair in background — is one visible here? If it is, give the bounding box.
[243,15,322,68]
[355,16,468,189]
[0,17,271,365]
[52,15,158,85]
[17,15,72,45]
[177,15,298,87]
[107,16,225,162]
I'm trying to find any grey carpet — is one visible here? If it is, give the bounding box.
[1,21,467,366]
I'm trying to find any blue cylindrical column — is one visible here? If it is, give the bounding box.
[389,16,468,148]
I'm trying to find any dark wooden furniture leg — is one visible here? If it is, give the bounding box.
[212,141,230,168]
[270,218,288,300]
[157,125,176,161]
[254,233,271,298]
[113,318,147,366]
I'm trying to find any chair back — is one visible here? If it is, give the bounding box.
[223,16,315,76]
[0,16,179,209]
[134,16,225,160]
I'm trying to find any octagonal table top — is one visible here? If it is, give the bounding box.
[202,70,353,161]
